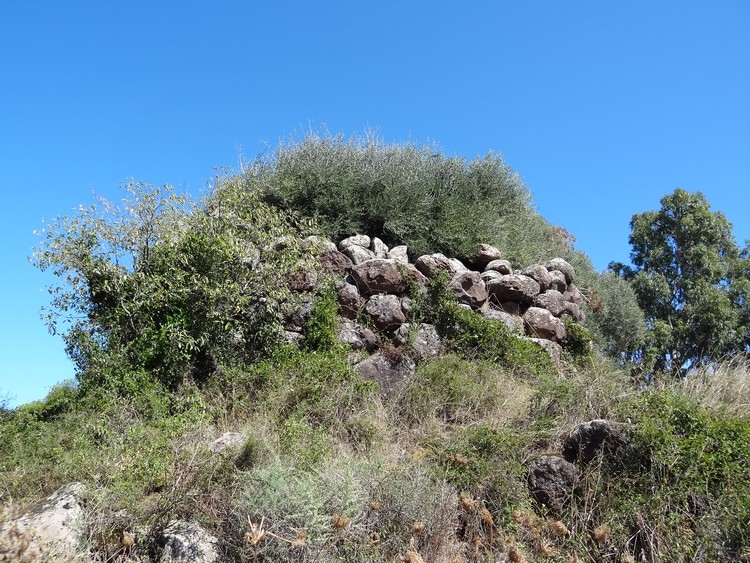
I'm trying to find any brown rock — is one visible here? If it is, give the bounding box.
[357,351,415,395]
[449,271,488,309]
[336,282,364,319]
[521,264,551,292]
[545,258,576,284]
[318,247,353,275]
[351,259,426,296]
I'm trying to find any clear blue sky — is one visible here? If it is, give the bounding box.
[2,1,748,407]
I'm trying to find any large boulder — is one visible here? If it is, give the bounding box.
[470,243,504,269]
[483,259,513,275]
[414,253,467,278]
[338,234,371,251]
[523,307,567,343]
[533,290,567,317]
[449,271,488,309]
[562,419,624,464]
[351,259,426,296]
[364,294,407,331]
[393,323,443,361]
[486,274,541,304]
[342,245,375,265]
[0,482,87,562]
[527,456,576,513]
[520,264,552,292]
[387,245,409,263]
[157,520,220,563]
[545,258,576,285]
[357,351,415,395]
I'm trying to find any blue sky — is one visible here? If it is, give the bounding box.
[1,1,748,407]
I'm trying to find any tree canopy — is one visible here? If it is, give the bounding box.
[610,188,750,375]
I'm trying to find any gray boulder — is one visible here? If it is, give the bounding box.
[410,323,444,361]
[342,245,375,265]
[157,520,219,563]
[483,259,513,275]
[0,482,87,562]
[548,270,568,293]
[371,237,389,258]
[563,284,584,306]
[338,319,379,352]
[479,306,520,332]
[520,264,552,292]
[523,307,567,343]
[470,243,503,269]
[338,234,371,251]
[365,294,407,331]
[449,271,488,309]
[486,274,541,304]
[533,290,567,317]
[387,244,409,263]
[351,259,426,296]
[414,253,467,278]
[545,258,576,284]
[527,456,576,513]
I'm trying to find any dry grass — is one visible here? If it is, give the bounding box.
[674,357,750,416]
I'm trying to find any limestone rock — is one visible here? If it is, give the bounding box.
[527,456,576,513]
[283,330,304,347]
[351,259,426,296]
[371,237,389,258]
[484,259,513,275]
[387,245,409,263]
[479,270,503,284]
[338,234,371,251]
[0,482,87,562]
[533,290,567,317]
[545,258,576,284]
[486,274,541,304]
[414,253,467,278]
[343,244,375,265]
[357,351,415,395]
[365,294,407,331]
[470,243,503,269]
[157,520,219,563]
[449,271,488,309]
[523,307,567,343]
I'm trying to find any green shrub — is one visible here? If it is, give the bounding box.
[303,284,340,352]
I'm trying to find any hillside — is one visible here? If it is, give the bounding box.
[1,134,749,562]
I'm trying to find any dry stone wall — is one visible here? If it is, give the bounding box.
[281,234,587,392]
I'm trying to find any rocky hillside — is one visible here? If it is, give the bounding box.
[2,136,749,562]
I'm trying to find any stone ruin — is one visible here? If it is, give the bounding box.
[283,234,587,393]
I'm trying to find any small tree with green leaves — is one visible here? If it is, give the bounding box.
[610,188,749,375]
